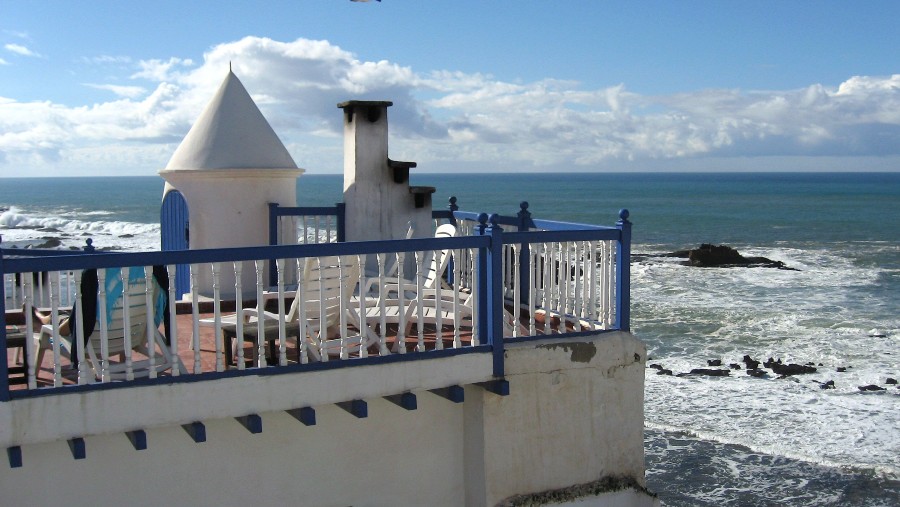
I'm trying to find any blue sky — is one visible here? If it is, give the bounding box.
[2,0,899,176]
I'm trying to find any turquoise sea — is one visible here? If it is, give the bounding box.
[2,172,899,505]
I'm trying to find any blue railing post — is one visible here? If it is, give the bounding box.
[335,202,346,243]
[615,209,631,332]
[268,203,280,287]
[0,235,10,401]
[517,201,531,305]
[448,196,459,226]
[478,214,505,377]
[446,197,460,285]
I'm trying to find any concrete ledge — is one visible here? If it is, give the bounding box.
[0,352,493,447]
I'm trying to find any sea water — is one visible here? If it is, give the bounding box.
[2,172,898,505]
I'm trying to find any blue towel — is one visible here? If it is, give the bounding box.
[101,267,166,327]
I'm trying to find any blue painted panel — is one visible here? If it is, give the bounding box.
[160,190,189,298]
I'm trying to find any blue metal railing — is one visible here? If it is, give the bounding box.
[2,206,630,401]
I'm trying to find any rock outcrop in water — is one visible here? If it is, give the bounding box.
[656,244,798,270]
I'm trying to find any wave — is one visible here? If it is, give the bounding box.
[644,423,900,481]
[1,205,159,251]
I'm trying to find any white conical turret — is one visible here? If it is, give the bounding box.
[159,70,304,297]
[165,70,298,171]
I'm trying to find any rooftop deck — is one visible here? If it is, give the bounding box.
[3,205,631,401]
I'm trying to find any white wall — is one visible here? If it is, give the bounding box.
[160,168,302,296]
[0,332,654,507]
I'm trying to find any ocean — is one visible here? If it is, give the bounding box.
[2,172,899,505]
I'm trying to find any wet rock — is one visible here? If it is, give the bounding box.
[656,369,673,376]
[747,368,768,378]
[707,359,722,366]
[813,380,835,389]
[664,244,798,270]
[742,355,760,370]
[34,238,62,249]
[678,368,731,377]
[836,367,848,372]
[729,363,742,370]
[649,364,663,370]
[858,384,886,392]
[771,363,817,375]
[763,357,782,369]
[886,378,897,385]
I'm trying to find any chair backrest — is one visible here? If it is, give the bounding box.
[294,256,361,333]
[421,224,457,290]
[86,269,155,356]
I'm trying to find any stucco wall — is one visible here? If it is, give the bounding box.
[0,332,652,507]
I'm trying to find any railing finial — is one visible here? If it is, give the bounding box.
[618,208,630,222]
[84,238,95,252]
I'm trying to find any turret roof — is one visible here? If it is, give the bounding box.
[164,70,298,171]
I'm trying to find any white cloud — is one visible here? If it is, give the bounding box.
[1,36,899,177]
[4,43,40,57]
[83,83,147,99]
[81,55,132,65]
[0,58,8,66]
[131,57,194,81]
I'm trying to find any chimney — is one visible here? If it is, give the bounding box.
[339,101,435,243]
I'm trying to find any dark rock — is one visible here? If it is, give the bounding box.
[771,363,817,375]
[656,369,673,376]
[747,368,768,378]
[836,367,847,372]
[763,357,783,369]
[707,359,722,366]
[886,378,897,385]
[678,368,731,377]
[649,364,663,370]
[858,385,886,392]
[668,244,798,270]
[729,363,741,370]
[805,362,816,366]
[34,238,62,249]
[742,355,760,370]
[819,380,835,389]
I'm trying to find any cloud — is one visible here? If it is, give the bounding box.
[81,55,132,66]
[1,36,899,177]
[83,83,147,99]
[4,43,40,57]
[0,58,8,66]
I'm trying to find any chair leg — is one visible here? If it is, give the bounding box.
[224,332,234,366]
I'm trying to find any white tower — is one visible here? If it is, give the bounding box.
[159,70,304,296]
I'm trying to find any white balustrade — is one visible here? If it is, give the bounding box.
[8,237,618,392]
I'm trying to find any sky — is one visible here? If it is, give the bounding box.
[1,0,899,177]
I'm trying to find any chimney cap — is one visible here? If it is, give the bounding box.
[337,100,393,109]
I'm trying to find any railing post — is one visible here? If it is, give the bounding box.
[448,196,459,226]
[335,202,346,243]
[478,214,505,378]
[0,235,10,401]
[615,209,631,332]
[268,203,280,287]
[445,197,459,285]
[517,201,531,306]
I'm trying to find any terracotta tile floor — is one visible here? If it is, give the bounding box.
[6,307,479,390]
